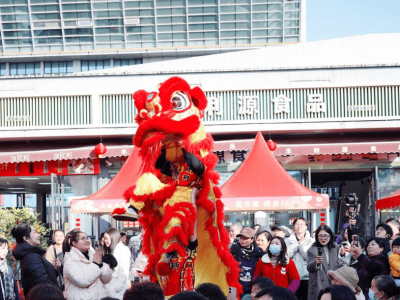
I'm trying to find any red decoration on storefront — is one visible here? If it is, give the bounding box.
[76,223,81,227]
[94,143,107,158]
[320,218,325,222]
[266,139,277,151]
[320,213,326,217]
[76,218,81,222]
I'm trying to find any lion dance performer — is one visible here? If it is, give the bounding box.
[112,77,241,297]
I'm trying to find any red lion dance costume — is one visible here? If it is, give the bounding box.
[112,77,241,297]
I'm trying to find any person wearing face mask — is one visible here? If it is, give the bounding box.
[253,236,300,293]
[0,238,20,300]
[369,275,400,300]
[11,224,60,297]
[230,227,263,297]
[350,237,390,299]
[307,225,340,300]
[63,230,112,300]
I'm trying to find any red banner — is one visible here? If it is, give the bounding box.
[0,158,100,177]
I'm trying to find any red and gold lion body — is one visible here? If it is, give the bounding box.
[114,77,241,297]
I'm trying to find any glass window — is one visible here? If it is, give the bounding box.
[9,62,41,75]
[156,0,185,7]
[125,1,154,9]
[221,22,249,30]
[189,23,218,31]
[220,0,250,3]
[220,5,250,13]
[94,11,123,18]
[188,0,217,5]
[2,23,31,30]
[62,4,91,11]
[114,58,143,67]
[0,64,6,77]
[188,15,218,23]
[285,28,299,35]
[220,14,250,21]
[34,29,62,37]
[30,5,59,12]
[64,28,93,35]
[81,60,111,72]
[285,11,299,19]
[284,20,299,27]
[93,2,122,10]
[44,61,73,74]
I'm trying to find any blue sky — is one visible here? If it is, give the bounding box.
[307,0,400,41]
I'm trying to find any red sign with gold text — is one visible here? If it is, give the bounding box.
[0,158,100,176]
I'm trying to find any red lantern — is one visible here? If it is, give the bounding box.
[94,143,107,158]
[267,139,277,151]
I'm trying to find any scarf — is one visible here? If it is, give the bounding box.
[240,244,254,259]
[0,259,15,300]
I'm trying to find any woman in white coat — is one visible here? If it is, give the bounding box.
[103,228,131,299]
[63,230,112,300]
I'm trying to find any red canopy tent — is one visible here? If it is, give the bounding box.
[376,189,400,210]
[220,132,329,213]
[70,147,142,214]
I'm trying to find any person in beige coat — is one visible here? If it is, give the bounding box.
[63,230,112,300]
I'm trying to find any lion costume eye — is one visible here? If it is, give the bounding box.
[171,92,190,111]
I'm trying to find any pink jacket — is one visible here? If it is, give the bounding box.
[64,247,112,300]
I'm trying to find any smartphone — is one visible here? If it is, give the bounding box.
[352,235,359,246]
[228,287,237,300]
[341,242,347,247]
[317,247,322,256]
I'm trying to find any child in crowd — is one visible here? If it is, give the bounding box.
[389,237,400,287]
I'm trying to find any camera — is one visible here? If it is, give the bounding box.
[342,193,360,220]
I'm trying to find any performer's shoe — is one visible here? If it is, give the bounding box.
[112,207,139,221]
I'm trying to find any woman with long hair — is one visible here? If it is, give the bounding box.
[253,236,300,293]
[45,229,65,289]
[63,230,112,300]
[11,224,59,297]
[103,228,131,299]
[307,225,340,300]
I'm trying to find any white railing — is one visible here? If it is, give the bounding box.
[0,95,91,128]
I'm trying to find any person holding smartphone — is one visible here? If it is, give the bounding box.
[350,237,390,298]
[306,225,340,300]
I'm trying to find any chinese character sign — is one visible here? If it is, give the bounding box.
[205,96,223,116]
[238,96,259,116]
[307,94,326,113]
[272,95,291,114]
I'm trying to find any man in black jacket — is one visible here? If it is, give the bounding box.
[230,227,263,297]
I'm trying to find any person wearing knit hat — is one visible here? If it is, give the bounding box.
[327,266,365,300]
[389,237,400,287]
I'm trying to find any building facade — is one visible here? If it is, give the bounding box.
[0,33,399,238]
[0,0,305,77]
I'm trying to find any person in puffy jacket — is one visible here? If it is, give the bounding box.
[253,236,300,293]
[63,230,112,300]
[103,228,131,297]
[230,227,263,297]
[103,254,127,299]
[11,224,59,297]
